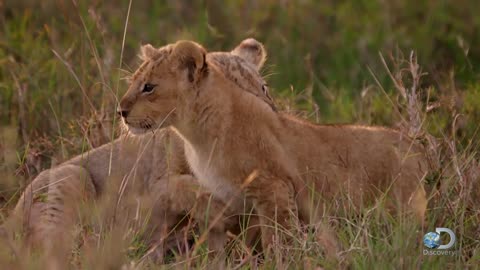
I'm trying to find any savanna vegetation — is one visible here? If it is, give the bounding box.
[0,0,479,269]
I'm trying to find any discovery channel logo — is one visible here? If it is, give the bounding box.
[423,228,457,256]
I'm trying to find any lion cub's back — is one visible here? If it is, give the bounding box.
[279,114,428,178]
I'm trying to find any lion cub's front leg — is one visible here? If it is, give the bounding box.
[245,173,298,251]
[148,174,236,260]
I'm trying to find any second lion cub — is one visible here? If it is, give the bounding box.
[119,39,428,251]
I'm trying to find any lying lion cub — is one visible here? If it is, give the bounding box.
[119,39,428,251]
[2,39,271,264]
[5,132,233,260]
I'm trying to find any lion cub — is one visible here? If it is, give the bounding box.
[2,40,272,265]
[119,39,428,251]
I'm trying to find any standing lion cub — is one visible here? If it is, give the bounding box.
[119,39,428,251]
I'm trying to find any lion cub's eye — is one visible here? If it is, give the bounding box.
[261,84,269,95]
[142,83,156,93]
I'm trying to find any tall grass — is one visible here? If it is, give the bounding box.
[0,0,479,269]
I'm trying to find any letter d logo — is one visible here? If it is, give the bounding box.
[436,227,456,250]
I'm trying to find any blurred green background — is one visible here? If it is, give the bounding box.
[0,0,479,184]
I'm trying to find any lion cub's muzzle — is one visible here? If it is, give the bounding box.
[117,105,157,134]
[118,96,135,119]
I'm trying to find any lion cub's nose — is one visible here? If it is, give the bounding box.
[117,108,130,118]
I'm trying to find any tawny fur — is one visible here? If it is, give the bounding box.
[2,39,270,263]
[4,132,232,260]
[119,39,428,252]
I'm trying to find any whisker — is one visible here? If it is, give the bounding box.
[117,67,133,75]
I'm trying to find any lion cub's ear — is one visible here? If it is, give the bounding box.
[231,38,267,70]
[172,40,207,83]
[140,44,158,60]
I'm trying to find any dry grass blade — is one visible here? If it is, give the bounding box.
[109,0,133,177]
[115,108,176,217]
[9,71,28,144]
[51,49,96,111]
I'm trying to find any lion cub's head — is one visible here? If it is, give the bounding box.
[119,38,270,134]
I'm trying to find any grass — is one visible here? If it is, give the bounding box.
[0,0,479,269]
